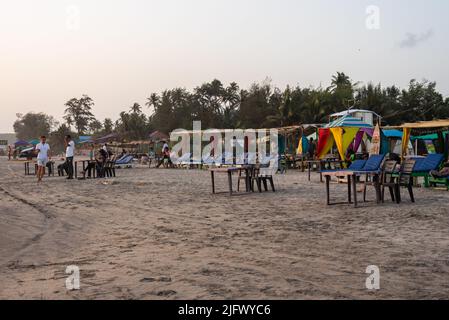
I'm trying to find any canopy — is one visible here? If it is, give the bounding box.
[149,130,169,142]
[318,115,373,159]
[93,133,120,144]
[325,115,373,129]
[394,119,449,158]
[28,139,40,146]
[411,131,449,141]
[14,140,30,147]
[330,109,381,119]
[382,129,403,139]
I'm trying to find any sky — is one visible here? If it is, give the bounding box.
[1,0,449,132]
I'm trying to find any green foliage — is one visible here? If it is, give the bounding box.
[13,74,449,144]
[13,112,56,140]
[64,95,95,134]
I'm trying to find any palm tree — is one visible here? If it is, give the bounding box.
[129,102,142,114]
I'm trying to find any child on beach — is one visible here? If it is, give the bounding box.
[35,136,51,183]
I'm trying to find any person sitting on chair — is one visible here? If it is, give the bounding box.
[430,161,449,178]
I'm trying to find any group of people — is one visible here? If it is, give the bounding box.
[35,135,75,183]
[78,143,113,179]
[34,135,115,182]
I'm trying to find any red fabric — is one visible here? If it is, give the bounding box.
[316,129,331,157]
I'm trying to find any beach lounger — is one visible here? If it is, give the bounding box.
[429,176,449,190]
[411,154,444,187]
[321,159,367,174]
[322,154,385,206]
[115,155,134,168]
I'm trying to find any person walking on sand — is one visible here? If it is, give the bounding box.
[7,145,12,161]
[35,136,51,183]
[65,135,75,180]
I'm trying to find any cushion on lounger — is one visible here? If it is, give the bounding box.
[348,160,367,170]
[360,154,385,172]
[413,154,444,172]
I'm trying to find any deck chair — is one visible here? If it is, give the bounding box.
[115,155,134,166]
[429,176,449,190]
[359,154,386,202]
[321,159,367,174]
[412,154,444,187]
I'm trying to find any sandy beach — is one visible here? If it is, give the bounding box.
[1,157,449,300]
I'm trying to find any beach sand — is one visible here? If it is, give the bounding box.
[1,157,449,299]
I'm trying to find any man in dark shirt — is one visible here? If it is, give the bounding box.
[307,138,316,159]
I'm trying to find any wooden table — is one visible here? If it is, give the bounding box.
[75,160,97,179]
[210,166,253,196]
[305,159,344,182]
[322,170,381,208]
[24,161,35,175]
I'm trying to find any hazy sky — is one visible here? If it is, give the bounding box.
[1,0,449,132]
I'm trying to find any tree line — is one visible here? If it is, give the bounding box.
[13,72,449,151]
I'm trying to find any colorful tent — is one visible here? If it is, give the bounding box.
[317,115,373,159]
[296,136,310,155]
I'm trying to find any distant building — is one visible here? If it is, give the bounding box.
[329,109,381,126]
[0,133,17,152]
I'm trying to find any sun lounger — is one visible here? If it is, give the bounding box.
[321,159,367,174]
[410,154,444,187]
[429,174,449,190]
[115,155,134,167]
[322,154,386,207]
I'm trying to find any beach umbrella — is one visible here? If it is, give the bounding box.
[14,140,30,147]
[149,130,169,142]
[28,139,40,146]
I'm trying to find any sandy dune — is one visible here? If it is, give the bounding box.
[1,157,449,299]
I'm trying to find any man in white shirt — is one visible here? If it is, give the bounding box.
[65,135,75,180]
[35,135,51,183]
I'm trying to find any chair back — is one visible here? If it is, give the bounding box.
[362,154,385,171]
[259,159,278,177]
[381,160,397,183]
[413,154,444,172]
[399,159,416,185]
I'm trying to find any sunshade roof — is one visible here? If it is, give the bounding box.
[325,115,373,129]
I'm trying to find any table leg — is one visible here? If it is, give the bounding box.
[320,162,323,183]
[352,173,358,207]
[308,163,311,181]
[347,175,352,204]
[228,171,233,196]
[211,171,215,194]
[245,169,250,192]
[374,174,380,203]
[325,175,330,205]
[74,162,78,179]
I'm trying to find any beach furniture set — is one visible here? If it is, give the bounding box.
[321,153,446,207]
[210,160,277,196]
